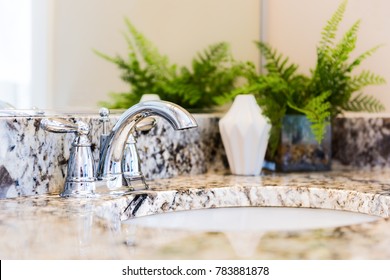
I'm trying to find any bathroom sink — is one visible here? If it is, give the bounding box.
[123,207,380,232]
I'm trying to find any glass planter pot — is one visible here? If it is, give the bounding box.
[265,115,331,172]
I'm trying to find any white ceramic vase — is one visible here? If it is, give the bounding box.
[219,94,271,175]
[140,94,161,102]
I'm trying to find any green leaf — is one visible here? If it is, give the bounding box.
[288,91,331,143]
[332,20,360,65]
[94,18,248,109]
[243,0,385,157]
[255,41,299,81]
[347,45,382,72]
[343,92,385,112]
[350,70,386,91]
[309,0,385,118]
[319,0,347,51]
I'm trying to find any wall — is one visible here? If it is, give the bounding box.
[265,0,390,111]
[0,0,31,108]
[49,0,261,110]
[44,0,390,112]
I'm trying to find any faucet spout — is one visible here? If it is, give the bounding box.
[97,100,198,182]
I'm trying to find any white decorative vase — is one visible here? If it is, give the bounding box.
[140,94,161,102]
[219,94,271,175]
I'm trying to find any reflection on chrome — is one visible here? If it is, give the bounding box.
[40,100,198,197]
[97,100,197,193]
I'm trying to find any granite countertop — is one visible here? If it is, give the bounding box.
[1,169,390,260]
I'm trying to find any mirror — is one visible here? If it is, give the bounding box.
[0,0,262,114]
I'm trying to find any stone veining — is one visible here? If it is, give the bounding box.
[1,171,390,259]
[333,117,390,167]
[0,114,226,198]
[2,113,390,199]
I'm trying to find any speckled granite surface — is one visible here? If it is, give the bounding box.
[1,170,390,260]
[333,116,390,167]
[0,113,226,198]
[2,112,390,199]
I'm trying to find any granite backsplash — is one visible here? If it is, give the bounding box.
[0,113,389,199]
[0,113,227,198]
[332,117,390,167]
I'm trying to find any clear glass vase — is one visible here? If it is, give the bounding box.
[267,115,332,172]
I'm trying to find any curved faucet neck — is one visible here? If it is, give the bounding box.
[97,100,197,181]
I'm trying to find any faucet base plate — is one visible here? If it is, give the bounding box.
[60,181,98,198]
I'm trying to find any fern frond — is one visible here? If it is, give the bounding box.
[319,0,348,50]
[288,91,331,143]
[343,92,385,112]
[264,103,286,156]
[309,0,385,118]
[161,42,245,109]
[124,18,176,79]
[255,41,299,81]
[95,18,247,109]
[122,29,136,53]
[254,86,287,155]
[93,49,120,64]
[332,20,360,65]
[347,45,382,72]
[124,18,159,62]
[350,70,386,91]
[196,42,230,65]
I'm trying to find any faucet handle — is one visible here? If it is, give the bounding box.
[40,118,96,198]
[40,118,89,135]
[136,117,157,132]
[98,107,156,133]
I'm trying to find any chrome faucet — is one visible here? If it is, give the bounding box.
[41,100,198,197]
[97,101,198,190]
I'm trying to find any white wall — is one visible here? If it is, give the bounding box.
[39,0,390,112]
[48,0,261,110]
[0,0,31,108]
[265,0,390,111]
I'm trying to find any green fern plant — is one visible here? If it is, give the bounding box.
[94,18,177,108]
[309,0,385,117]
[157,42,250,109]
[94,18,246,109]
[237,0,385,156]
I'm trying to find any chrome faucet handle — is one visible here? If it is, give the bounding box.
[99,107,157,133]
[135,117,157,132]
[41,118,97,198]
[41,118,89,134]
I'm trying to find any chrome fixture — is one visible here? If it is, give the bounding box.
[40,118,96,197]
[98,107,157,191]
[41,100,198,197]
[121,134,147,190]
[97,100,198,191]
[0,100,15,110]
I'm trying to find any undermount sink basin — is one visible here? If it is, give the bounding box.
[124,207,380,232]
